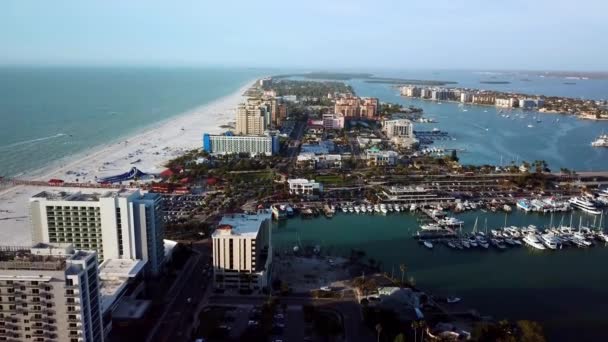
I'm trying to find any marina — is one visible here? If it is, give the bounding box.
[271,208,608,341]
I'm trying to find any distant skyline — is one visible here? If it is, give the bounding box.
[1,0,607,71]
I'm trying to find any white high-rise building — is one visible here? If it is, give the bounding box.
[29,189,165,275]
[382,119,416,148]
[212,210,273,289]
[0,243,103,342]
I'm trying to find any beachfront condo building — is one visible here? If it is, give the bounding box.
[0,243,103,342]
[334,95,379,119]
[203,133,279,156]
[235,99,270,135]
[29,189,165,275]
[382,119,416,148]
[212,210,273,290]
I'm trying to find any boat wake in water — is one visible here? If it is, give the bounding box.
[0,133,67,149]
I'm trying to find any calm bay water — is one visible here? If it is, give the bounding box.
[272,210,608,341]
[346,75,608,171]
[0,67,265,177]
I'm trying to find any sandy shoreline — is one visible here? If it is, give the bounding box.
[0,79,256,245]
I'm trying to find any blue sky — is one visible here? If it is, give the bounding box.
[1,0,606,70]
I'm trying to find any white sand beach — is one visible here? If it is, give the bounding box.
[0,79,256,245]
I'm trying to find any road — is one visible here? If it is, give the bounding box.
[147,240,213,342]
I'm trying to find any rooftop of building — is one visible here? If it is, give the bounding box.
[0,243,87,271]
[31,188,138,202]
[288,178,319,185]
[99,259,146,314]
[214,209,272,238]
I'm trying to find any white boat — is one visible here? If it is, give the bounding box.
[410,204,417,212]
[569,197,602,215]
[374,204,381,213]
[394,204,401,212]
[447,241,456,249]
[420,224,444,232]
[423,241,434,249]
[591,134,608,147]
[348,206,354,213]
[367,205,373,213]
[523,234,546,250]
[380,204,388,215]
[439,217,464,227]
[354,206,361,214]
[446,297,461,304]
[387,204,394,212]
[540,233,559,250]
[361,205,367,213]
[341,207,348,213]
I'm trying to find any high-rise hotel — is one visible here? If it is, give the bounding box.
[0,243,103,342]
[29,190,164,275]
[212,209,273,290]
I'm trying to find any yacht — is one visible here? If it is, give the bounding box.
[591,134,608,147]
[439,217,464,227]
[367,205,373,213]
[380,204,388,215]
[516,199,532,212]
[423,241,434,249]
[476,237,489,249]
[569,197,602,215]
[410,204,418,212]
[354,206,361,214]
[523,234,546,250]
[540,233,559,250]
[420,223,444,232]
[394,204,401,212]
[360,205,367,214]
[374,204,381,213]
[341,207,348,213]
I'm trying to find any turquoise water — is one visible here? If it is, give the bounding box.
[272,210,608,341]
[0,67,265,177]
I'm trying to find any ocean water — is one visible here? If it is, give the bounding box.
[272,210,608,341]
[0,67,265,177]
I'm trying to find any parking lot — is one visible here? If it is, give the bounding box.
[195,303,326,342]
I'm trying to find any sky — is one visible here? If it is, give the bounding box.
[1,0,607,71]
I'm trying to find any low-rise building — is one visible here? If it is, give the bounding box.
[203,133,279,156]
[366,148,399,166]
[322,113,345,130]
[296,152,342,169]
[212,210,273,289]
[288,179,323,195]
